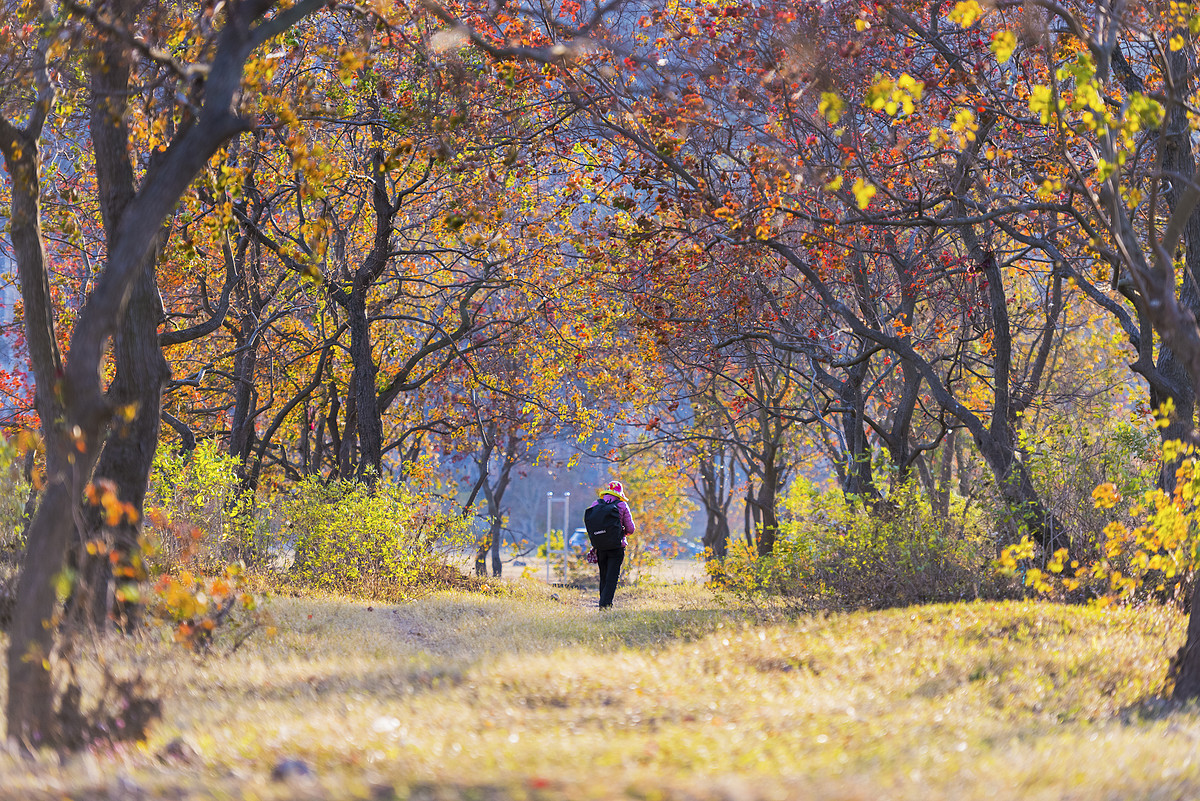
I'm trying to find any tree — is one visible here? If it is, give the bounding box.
[2,0,330,745]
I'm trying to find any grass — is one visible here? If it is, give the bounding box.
[0,579,1198,800]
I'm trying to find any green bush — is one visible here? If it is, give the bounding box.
[145,440,260,572]
[1017,417,1158,569]
[285,475,473,600]
[711,479,1008,611]
[0,435,30,556]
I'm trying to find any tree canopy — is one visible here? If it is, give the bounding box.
[8,0,1200,744]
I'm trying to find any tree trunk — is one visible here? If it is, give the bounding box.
[229,311,259,478]
[1,117,74,742]
[754,462,780,556]
[475,525,494,577]
[744,481,756,547]
[69,264,170,629]
[696,456,732,559]
[491,519,503,577]
[840,396,877,501]
[706,514,730,559]
[977,433,1067,554]
[4,0,329,746]
[932,431,956,518]
[348,288,383,480]
[1174,582,1200,699]
[66,22,173,629]
[338,391,357,480]
[1156,42,1200,492]
[7,445,96,744]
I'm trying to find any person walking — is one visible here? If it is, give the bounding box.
[586,480,636,609]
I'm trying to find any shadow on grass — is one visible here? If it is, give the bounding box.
[249,662,471,704]
[1117,694,1184,724]
[391,586,731,656]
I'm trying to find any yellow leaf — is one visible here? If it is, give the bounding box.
[852,178,877,210]
[948,0,983,27]
[1171,33,1185,51]
[1091,482,1120,509]
[992,30,1017,63]
[818,92,845,124]
[825,175,844,191]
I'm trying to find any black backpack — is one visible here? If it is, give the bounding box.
[583,500,625,550]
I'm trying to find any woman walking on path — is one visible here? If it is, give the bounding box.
[587,480,636,609]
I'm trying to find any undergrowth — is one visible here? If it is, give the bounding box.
[711,479,1017,613]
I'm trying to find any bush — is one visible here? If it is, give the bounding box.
[284,475,473,600]
[1016,416,1158,563]
[0,432,30,555]
[711,479,1009,611]
[145,440,261,572]
[1001,437,1200,608]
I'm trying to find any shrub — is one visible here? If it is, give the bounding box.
[149,564,266,652]
[145,440,261,572]
[0,432,31,554]
[1015,416,1158,563]
[1001,435,1200,608]
[711,479,1008,611]
[284,475,473,600]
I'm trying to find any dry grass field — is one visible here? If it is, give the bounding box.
[0,581,1198,800]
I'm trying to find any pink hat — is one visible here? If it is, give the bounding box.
[598,480,629,503]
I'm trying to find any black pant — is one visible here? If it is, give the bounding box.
[597,547,625,608]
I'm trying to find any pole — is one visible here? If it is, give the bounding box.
[545,491,553,584]
[562,492,571,582]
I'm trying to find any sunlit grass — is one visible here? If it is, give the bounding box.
[1,580,1199,800]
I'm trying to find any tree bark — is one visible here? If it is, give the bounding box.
[68,20,173,629]
[0,106,73,744]
[754,479,779,556]
[228,309,260,475]
[696,455,732,559]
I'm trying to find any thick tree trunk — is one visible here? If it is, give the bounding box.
[348,290,383,480]
[833,362,882,503]
[704,513,730,559]
[70,264,170,629]
[1152,45,1200,701]
[7,445,97,744]
[696,456,732,559]
[5,0,328,746]
[840,404,876,500]
[491,521,503,577]
[67,23,173,629]
[229,311,259,476]
[327,146,393,483]
[1156,43,1200,492]
[755,494,779,556]
[976,433,1067,554]
[744,482,757,547]
[1174,582,1200,699]
[1,120,76,743]
[884,361,923,490]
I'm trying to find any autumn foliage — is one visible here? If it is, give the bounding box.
[8,0,1200,748]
